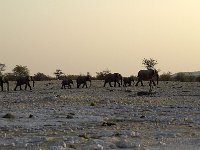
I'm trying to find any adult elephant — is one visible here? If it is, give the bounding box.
[135,69,159,87]
[0,76,9,91]
[104,73,122,87]
[123,76,134,87]
[14,76,35,91]
[76,75,91,88]
[61,78,73,89]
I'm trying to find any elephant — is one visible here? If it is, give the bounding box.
[135,69,159,89]
[76,75,91,88]
[14,76,35,91]
[103,73,123,87]
[61,78,73,89]
[0,76,9,91]
[123,76,134,87]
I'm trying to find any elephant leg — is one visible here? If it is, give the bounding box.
[152,80,156,86]
[27,83,32,90]
[109,82,113,87]
[103,81,107,87]
[114,82,116,87]
[61,85,63,89]
[14,85,17,91]
[118,81,120,87]
[149,80,153,92]
[77,83,79,88]
[1,85,3,91]
[25,84,27,90]
[85,83,88,88]
[20,85,22,90]
[140,81,144,86]
[135,81,139,86]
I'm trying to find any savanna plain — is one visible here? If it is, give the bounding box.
[1,80,200,150]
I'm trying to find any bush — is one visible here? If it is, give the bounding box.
[159,72,172,81]
[96,69,111,80]
[33,72,52,81]
[196,76,200,82]
[173,73,196,82]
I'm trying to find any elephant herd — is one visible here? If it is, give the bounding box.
[0,69,159,92]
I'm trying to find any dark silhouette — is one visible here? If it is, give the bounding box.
[61,78,73,89]
[14,76,35,91]
[103,73,122,87]
[135,69,159,87]
[76,75,91,88]
[123,76,134,87]
[0,76,9,91]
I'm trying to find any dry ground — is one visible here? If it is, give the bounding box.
[0,80,200,150]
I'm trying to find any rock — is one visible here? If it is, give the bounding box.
[137,91,151,96]
[115,139,137,149]
[29,114,34,118]
[66,115,73,119]
[140,115,146,118]
[125,89,132,93]
[3,113,15,119]
[82,144,103,150]
[97,131,114,137]
[101,121,116,126]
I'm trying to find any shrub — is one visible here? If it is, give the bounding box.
[159,72,172,81]
[33,72,52,81]
[96,69,111,80]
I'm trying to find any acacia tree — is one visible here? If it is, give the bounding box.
[142,58,158,69]
[54,69,63,79]
[12,65,30,76]
[0,63,6,75]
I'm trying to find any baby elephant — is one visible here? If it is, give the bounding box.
[61,79,73,89]
[123,76,134,87]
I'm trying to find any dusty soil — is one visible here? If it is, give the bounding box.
[0,80,200,150]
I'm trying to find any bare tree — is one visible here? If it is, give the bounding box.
[142,58,158,69]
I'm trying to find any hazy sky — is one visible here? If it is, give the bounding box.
[1,0,200,76]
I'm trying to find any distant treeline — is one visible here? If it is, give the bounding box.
[159,72,200,82]
[3,71,200,82]
[1,63,200,82]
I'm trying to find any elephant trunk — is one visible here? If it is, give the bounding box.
[32,80,35,87]
[89,80,91,87]
[157,74,159,85]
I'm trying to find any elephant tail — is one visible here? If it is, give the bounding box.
[7,81,9,91]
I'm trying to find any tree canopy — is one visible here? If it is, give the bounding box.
[142,58,158,70]
[12,65,30,76]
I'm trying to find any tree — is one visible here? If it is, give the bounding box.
[0,63,6,75]
[54,69,63,79]
[12,65,30,76]
[96,69,111,80]
[142,58,158,69]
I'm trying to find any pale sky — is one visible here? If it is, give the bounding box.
[1,0,200,76]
